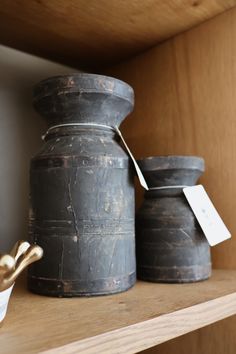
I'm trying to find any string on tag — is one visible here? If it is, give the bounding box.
[41,123,115,141]
[41,123,149,190]
[149,185,189,190]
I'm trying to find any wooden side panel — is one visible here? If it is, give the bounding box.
[106,7,236,270]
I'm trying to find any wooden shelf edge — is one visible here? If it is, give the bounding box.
[41,292,236,354]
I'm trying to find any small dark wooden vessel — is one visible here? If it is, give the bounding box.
[136,156,212,283]
[28,74,136,297]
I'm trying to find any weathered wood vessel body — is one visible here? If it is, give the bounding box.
[136,156,211,283]
[28,74,136,296]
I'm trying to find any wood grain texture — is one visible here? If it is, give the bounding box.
[0,0,236,69]
[142,316,236,354]
[43,292,236,354]
[0,270,236,353]
[106,6,236,269]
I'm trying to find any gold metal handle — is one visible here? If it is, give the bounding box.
[0,255,15,273]
[10,240,30,262]
[0,241,43,291]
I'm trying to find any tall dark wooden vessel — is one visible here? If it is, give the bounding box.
[136,156,211,283]
[28,74,136,297]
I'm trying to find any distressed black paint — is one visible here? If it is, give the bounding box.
[28,74,136,297]
[136,156,212,283]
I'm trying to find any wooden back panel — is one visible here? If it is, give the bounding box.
[106,7,236,270]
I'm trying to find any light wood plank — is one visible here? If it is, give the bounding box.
[42,292,236,354]
[0,1,235,68]
[143,316,236,354]
[0,270,236,353]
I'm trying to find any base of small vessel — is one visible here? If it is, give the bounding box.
[137,264,211,283]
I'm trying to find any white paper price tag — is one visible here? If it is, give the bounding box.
[183,185,231,246]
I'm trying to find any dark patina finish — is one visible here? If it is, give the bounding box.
[136,156,211,283]
[28,74,136,297]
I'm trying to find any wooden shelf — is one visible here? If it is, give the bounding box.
[0,1,236,69]
[0,270,236,354]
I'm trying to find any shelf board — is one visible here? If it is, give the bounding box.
[0,1,236,69]
[0,270,236,353]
